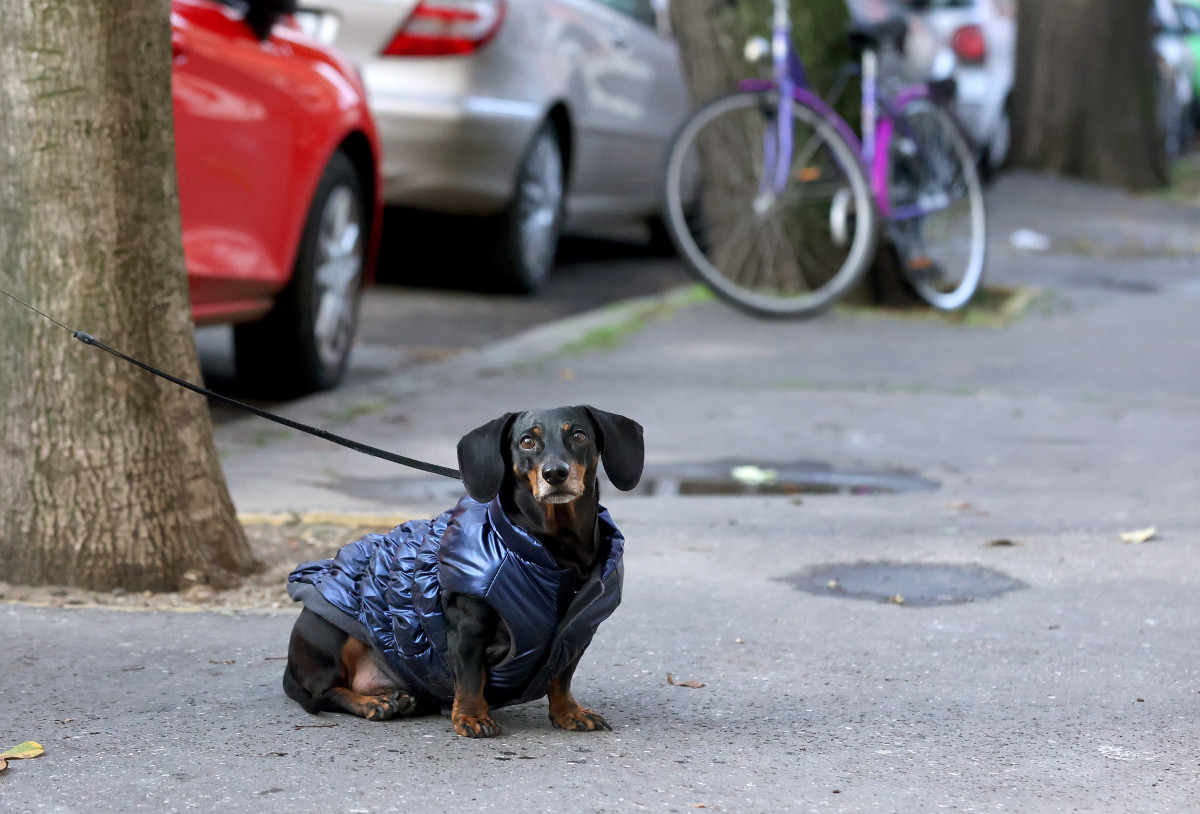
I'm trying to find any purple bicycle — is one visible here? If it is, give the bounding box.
[662,0,986,317]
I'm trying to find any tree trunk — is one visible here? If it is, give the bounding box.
[670,0,856,121]
[1011,0,1167,189]
[0,0,255,591]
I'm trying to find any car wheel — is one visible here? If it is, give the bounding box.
[488,122,565,293]
[1156,60,1183,162]
[986,103,1012,174]
[234,151,366,398]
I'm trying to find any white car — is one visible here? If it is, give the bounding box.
[1155,0,1197,159]
[295,0,690,292]
[906,0,1016,172]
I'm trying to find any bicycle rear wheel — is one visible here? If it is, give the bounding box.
[886,99,986,311]
[662,90,877,318]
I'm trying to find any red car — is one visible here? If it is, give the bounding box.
[171,0,382,397]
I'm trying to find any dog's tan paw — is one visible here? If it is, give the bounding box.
[453,713,501,738]
[550,706,611,732]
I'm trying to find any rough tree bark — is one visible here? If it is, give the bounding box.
[670,0,856,121]
[1011,0,1167,189]
[0,0,255,590]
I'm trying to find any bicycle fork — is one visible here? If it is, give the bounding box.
[757,0,798,211]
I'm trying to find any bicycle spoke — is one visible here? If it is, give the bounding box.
[886,101,986,310]
[662,90,877,316]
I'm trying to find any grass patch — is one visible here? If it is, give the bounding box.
[558,284,713,356]
[835,285,1046,328]
[321,399,392,424]
[1160,152,1200,208]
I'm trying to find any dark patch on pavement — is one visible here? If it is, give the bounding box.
[780,561,1026,607]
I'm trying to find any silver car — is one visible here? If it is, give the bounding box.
[296,0,689,291]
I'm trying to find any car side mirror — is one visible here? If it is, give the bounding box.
[244,0,297,41]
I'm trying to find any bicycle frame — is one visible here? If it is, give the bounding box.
[739,0,933,221]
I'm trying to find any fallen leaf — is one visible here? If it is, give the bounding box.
[945,501,973,511]
[1120,526,1156,544]
[208,659,236,665]
[666,673,707,689]
[730,465,777,487]
[886,594,905,605]
[0,741,45,771]
[986,538,1022,547]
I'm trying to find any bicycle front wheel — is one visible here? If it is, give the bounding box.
[886,99,986,311]
[663,90,877,318]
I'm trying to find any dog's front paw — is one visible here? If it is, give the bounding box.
[550,706,612,732]
[453,713,501,738]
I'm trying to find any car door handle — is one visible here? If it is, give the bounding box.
[609,26,631,51]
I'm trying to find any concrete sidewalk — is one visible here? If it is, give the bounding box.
[3,171,1199,812]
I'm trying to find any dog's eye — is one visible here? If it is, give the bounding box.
[518,435,537,451]
[571,430,588,444]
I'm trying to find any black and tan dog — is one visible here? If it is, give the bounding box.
[283,406,643,737]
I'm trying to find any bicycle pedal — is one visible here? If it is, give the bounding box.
[905,256,940,281]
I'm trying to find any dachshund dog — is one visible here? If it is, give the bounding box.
[283,406,644,737]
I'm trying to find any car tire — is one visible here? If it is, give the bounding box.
[985,103,1012,176]
[486,122,565,293]
[234,151,366,398]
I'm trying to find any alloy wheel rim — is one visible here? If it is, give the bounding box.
[313,185,363,371]
[516,132,563,281]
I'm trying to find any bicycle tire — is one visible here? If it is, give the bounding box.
[886,99,987,311]
[662,90,878,318]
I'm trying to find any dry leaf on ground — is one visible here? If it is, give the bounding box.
[666,673,707,689]
[1120,526,1157,544]
[0,741,45,772]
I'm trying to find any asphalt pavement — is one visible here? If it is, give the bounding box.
[3,171,1199,813]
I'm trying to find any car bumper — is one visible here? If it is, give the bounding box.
[366,80,542,215]
[954,70,1006,146]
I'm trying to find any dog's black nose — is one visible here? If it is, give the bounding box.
[542,461,570,486]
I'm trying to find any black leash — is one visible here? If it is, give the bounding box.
[0,285,462,481]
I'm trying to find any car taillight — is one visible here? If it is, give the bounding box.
[951,24,986,64]
[381,0,506,57]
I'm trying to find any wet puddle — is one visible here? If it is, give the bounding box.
[327,461,939,503]
[780,561,1026,607]
[635,461,939,497]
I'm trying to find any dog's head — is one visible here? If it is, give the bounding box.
[457,406,644,508]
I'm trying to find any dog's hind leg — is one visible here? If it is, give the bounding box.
[283,609,418,720]
[284,609,346,714]
[326,637,419,721]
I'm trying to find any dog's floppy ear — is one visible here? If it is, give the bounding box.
[580,406,644,491]
[457,413,516,503]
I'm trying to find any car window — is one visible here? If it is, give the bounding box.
[1178,3,1200,32]
[596,0,657,28]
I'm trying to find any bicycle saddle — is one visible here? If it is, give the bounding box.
[847,16,908,55]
